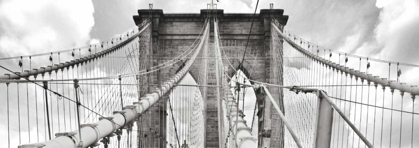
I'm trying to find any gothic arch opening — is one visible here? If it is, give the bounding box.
[166,73,205,147]
[229,70,258,135]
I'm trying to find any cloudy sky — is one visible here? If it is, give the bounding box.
[0,0,418,147]
[1,0,418,65]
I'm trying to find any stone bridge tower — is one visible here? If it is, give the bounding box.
[133,8,288,148]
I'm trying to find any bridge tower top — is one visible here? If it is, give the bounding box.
[133,9,288,25]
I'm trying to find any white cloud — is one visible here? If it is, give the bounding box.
[333,0,419,83]
[238,0,253,8]
[0,0,95,57]
[373,0,419,64]
[89,38,101,45]
[0,0,95,146]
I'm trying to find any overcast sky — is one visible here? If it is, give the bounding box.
[1,0,418,64]
[0,0,418,147]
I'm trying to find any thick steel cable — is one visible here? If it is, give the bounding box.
[20,19,209,148]
[262,85,303,148]
[0,57,131,124]
[272,19,419,95]
[282,29,419,68]
[272,19,419,147]
[0,21,146,61]
[215,20,258,147]
[234,63,376,148]
[0,21,151,80]
[317,90,374,148]
[1,27,157,135]
[229,79,303,147]
[0,29,199,83]
[1,64,115,125]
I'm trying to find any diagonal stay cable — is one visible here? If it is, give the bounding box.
[271,19,419,96]
[330,96,419,115]
[0,65,123,127]
[82,20,208,120]
[0,21,151,80]
[239,0,260,65]
[168,91,181,148]
[0,19,150,61]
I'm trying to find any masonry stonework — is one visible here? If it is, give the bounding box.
[134,9,288,148]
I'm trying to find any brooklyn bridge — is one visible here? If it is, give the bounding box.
[1,2,418,148]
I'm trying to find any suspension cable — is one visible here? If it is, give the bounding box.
[0,65,118,125]
[239,0,260,65]
[168,90,181,147]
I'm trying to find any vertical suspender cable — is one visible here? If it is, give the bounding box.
[35,76,40,142]
[353,76,359,147]
[341,70,347,148]
[73,79,83,148]
[7,83,10,148]
[168,89,181,147]
[372,84,378,145]
[389,89,395,148]
[119,75,123,109]
[26,61,31,143]
[380,86,386,147]
[42,75,47,141]
[235,83,240,147]
[358,79,364,148]
[67,67,71,131]
[365,81,371,146]
[43,81,52,140]
[399,92,404,148]
[365,60,371,144]
[337,54,342,147]
[411,95,415,148]
[18,82,22,144]
[89,50,93,123]
[346,75,353,148]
